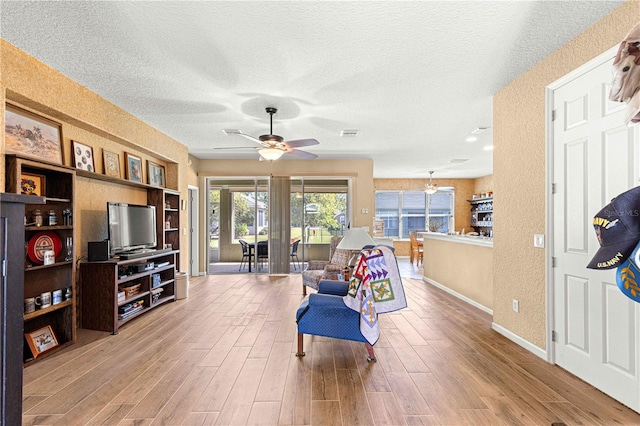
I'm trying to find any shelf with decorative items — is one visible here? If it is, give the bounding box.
[4,154,77,365]
[468,195,494,237]
[81,250,177,334]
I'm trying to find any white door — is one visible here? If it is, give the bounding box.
[552,54,640,410]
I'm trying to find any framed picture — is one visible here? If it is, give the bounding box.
[102,149,121,178]
[4,104,63,165]
[147,161,166,187]
[125,152,143,183]
[71,140,95,172]
[25,325,59,358]
[20,173,46,196]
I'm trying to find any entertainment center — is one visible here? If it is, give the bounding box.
[80,250,178,334]
[4,153,182,362]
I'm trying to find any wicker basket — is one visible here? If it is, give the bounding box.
[120,283,141,298]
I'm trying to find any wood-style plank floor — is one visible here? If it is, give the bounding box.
[22,261,640,425]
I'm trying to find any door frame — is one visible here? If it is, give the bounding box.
[545,45,619,364]
[188,185,200,276]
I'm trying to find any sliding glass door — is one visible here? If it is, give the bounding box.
[207,176,350,274]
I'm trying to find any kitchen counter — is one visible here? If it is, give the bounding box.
[418,232,493,248]
[420,232,493,313]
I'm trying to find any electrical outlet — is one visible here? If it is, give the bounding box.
[534,234,545,248]
[512,299,519,313]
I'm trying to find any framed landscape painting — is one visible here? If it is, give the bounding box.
[5,105,63,165]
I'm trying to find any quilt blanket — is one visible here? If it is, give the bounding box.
[343,245,407,344]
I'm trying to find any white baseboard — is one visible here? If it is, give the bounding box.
[491,323,547,360]
[423,277,493,315]
[422,277,548,360]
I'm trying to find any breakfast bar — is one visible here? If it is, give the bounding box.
[420,232,494,313]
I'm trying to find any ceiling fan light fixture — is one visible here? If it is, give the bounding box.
[259,148,285,161]
[425,171,438,194]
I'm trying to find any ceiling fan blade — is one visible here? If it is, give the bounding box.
[286,148,317,159]
[213,146,258,150]
[284,138,319,148]
[238,132,269,146]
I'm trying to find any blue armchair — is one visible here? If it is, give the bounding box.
[295,279,376,361]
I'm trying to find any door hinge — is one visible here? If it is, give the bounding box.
[1,259,5,278]
[552,330,557,342]
[551,257,557,268]
[552,110,556,121]
[551,183,556,194]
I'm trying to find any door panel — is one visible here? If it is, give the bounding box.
[553,55,640,410]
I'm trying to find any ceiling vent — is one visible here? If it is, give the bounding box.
[341,130,360,137]
[222,129,243,136]
[449,158,468,164]
[471,126,490,135]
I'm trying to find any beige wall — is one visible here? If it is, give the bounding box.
[196,158,374,272]
[423,237,493,310]
[493,1,640,349]
[0,40,190,271]
[474,175,493,195]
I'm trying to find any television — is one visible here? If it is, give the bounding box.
[107,202,157,255]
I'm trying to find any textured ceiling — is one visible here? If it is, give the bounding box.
[0,1,624,178]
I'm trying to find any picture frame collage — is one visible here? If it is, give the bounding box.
[4,104,167,188]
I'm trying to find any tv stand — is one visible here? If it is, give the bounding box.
[81,250,178,334]
[118,247,171,260]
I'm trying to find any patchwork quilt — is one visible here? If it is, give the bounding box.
[343,245,407,344]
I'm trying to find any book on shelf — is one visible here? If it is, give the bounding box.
[118,305,144,320]
[118,299,144,314]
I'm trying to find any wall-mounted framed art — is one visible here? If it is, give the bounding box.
[71,140,95,172]
[102,149,121,178]
[4,104,63,165]
[147,161,165,187]
[124,152,143,183]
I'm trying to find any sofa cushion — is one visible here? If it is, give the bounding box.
[330,248,351,267]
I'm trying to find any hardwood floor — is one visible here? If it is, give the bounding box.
[22,263,640,425]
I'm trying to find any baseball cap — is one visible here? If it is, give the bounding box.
[616,240,640,302]
[587,186,640,269]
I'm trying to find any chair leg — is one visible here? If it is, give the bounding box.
[365,342,376,362]
[296,333,305,357]
[302,285,307,296]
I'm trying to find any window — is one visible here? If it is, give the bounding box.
[375,189,454,238]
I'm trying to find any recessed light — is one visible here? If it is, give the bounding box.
[465,136,477,142]
[341,130,359,137]
[483,145,494,151]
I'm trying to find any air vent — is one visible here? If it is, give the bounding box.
[471,126,490,135]
[222,129,242,136]
[341,130,360,137]
[449,158,468,163]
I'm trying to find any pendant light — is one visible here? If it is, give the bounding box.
[425,171,438,194]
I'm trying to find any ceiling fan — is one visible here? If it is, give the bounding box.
[219,107,319,160]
